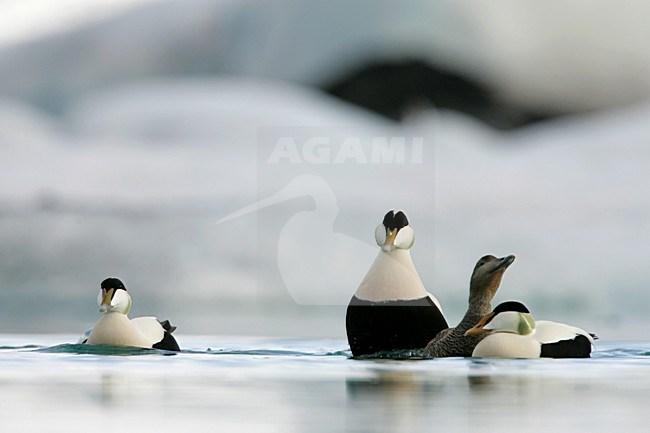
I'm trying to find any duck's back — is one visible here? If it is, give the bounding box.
[535,320,594,358]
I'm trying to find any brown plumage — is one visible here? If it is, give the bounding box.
[424,254,515,357]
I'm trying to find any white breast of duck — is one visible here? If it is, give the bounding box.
[87,313,157,348]
[355,247,430,302]
[471,332,542,358]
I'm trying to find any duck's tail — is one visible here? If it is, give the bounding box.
[158,319,177,334]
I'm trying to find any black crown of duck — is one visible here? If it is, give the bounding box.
[493,300,529,314]
[101,277,126,291]
[99,278,126,305]
[382,210,409,231]
[346,210,448,356]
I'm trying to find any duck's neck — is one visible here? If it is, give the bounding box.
[468,292,492,314]
[424,282,499,357]
[456,288,494,333]
[355,249,428,302]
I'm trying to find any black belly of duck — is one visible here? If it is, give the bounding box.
[346,296,448,356]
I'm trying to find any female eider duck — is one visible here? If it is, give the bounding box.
[346,210,448,356]
[465,301,596,358]
[424,254,515,357]
[78,278,180,351]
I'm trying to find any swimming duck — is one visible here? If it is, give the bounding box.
[346,210,448,356]
[424,254,515,357]
[465,301,596,358]
[78,278,180,351]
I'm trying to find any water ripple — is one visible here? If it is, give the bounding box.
[5,337,649,360]
[0,345,41,350]
[36,343,177,356]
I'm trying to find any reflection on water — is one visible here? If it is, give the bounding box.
[344,357,650,433]
[99,373,125,406]
[346,370,443,433]
[0,335,649,433]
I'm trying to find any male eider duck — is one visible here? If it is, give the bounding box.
[465,301,596,358]
[78,278,180,351]
[346,210,448,356]
[424,254,515,357]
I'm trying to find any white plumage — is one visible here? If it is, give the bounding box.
[472,332,541,358]
[87,314,157,348]
[355,248,437,306]
[534,320,595,345]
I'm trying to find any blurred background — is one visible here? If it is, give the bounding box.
[1,0,649,339]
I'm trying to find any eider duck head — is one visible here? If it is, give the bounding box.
[98,277,132,315]
[469,255,515,303]
[465,301,536,336]
[375,210,414,254]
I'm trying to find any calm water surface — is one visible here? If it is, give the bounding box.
[0,335,649,433]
